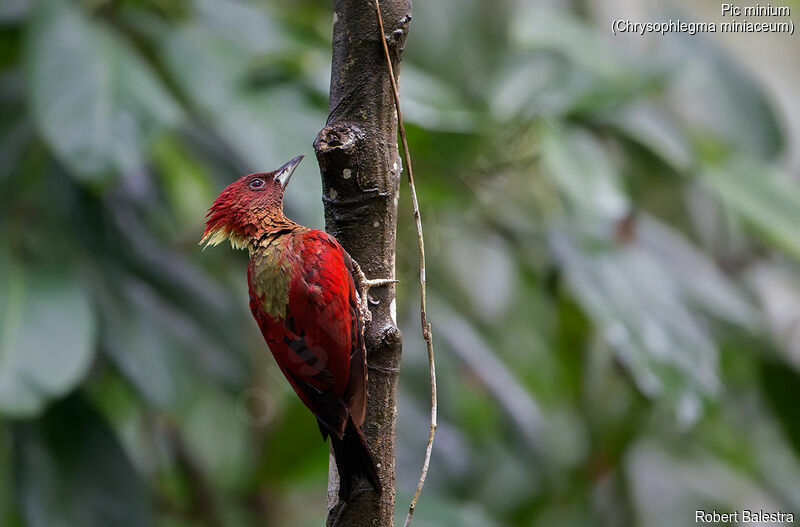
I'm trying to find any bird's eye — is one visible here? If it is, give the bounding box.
[249,177,265,189]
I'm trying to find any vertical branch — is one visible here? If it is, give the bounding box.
[370,2,437,526]
[313,1,411,526]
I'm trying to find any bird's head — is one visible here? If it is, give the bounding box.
[200,154,304,250]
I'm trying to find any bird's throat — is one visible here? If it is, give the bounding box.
[248,232,297,319]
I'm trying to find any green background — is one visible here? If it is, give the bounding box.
[2,0,800,525]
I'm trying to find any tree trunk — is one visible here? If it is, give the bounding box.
[313,0,411,525]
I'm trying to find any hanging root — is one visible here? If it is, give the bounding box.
[369,1,438,526]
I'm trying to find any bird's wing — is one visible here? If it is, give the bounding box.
[251,230,367,437]
[338,248,367,427]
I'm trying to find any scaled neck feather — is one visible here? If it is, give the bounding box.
[249,224,307,319]
[202,209,302,253]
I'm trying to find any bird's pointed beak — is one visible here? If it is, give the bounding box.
[274,154,304,189]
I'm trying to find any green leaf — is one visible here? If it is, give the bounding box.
[13,395,154,527]
[604,102,694,172]
[668,31,784,160]
[259,397,328,485]
[510,5,628,80]
[401,65,479,132]
[443,231,516,321]
[748,264,800,367]
[639,217,756,328]
[152,135,215,230]
[193,0,284,54]
[25,0,181,183]
[490,55,588,120]
[551,217,726,424]
[160,20,323,224]
[162,25,319,167]
[0,248,96,418]
[92,273,190,409]
[177,383,250,488]
[703,160,800,260]
[626,440,786,527]
[541,124,630,221]
[0,0,28,24]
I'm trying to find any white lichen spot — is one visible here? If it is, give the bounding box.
[330,188,338,199]
[333,12,338,25]
[343,168,352,179]
[393,160,398,172]
[373,221,379,227]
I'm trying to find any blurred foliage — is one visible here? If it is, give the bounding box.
[1,0,800,526]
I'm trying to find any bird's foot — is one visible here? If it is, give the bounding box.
[363,278,398,289]
[358,278,397,324]
[351,261,397,324]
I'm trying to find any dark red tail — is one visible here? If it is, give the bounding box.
[330,417,381,501]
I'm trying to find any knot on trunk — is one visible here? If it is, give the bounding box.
[386,13,411,54]
[315,122,372,194]
[315,122,362,161]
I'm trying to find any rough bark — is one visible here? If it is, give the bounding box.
[313,1,411,525]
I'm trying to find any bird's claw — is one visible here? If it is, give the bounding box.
[360,300,373,325]
[358,279,397,324]
[351,259,397,325]
[364,278,399,289]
